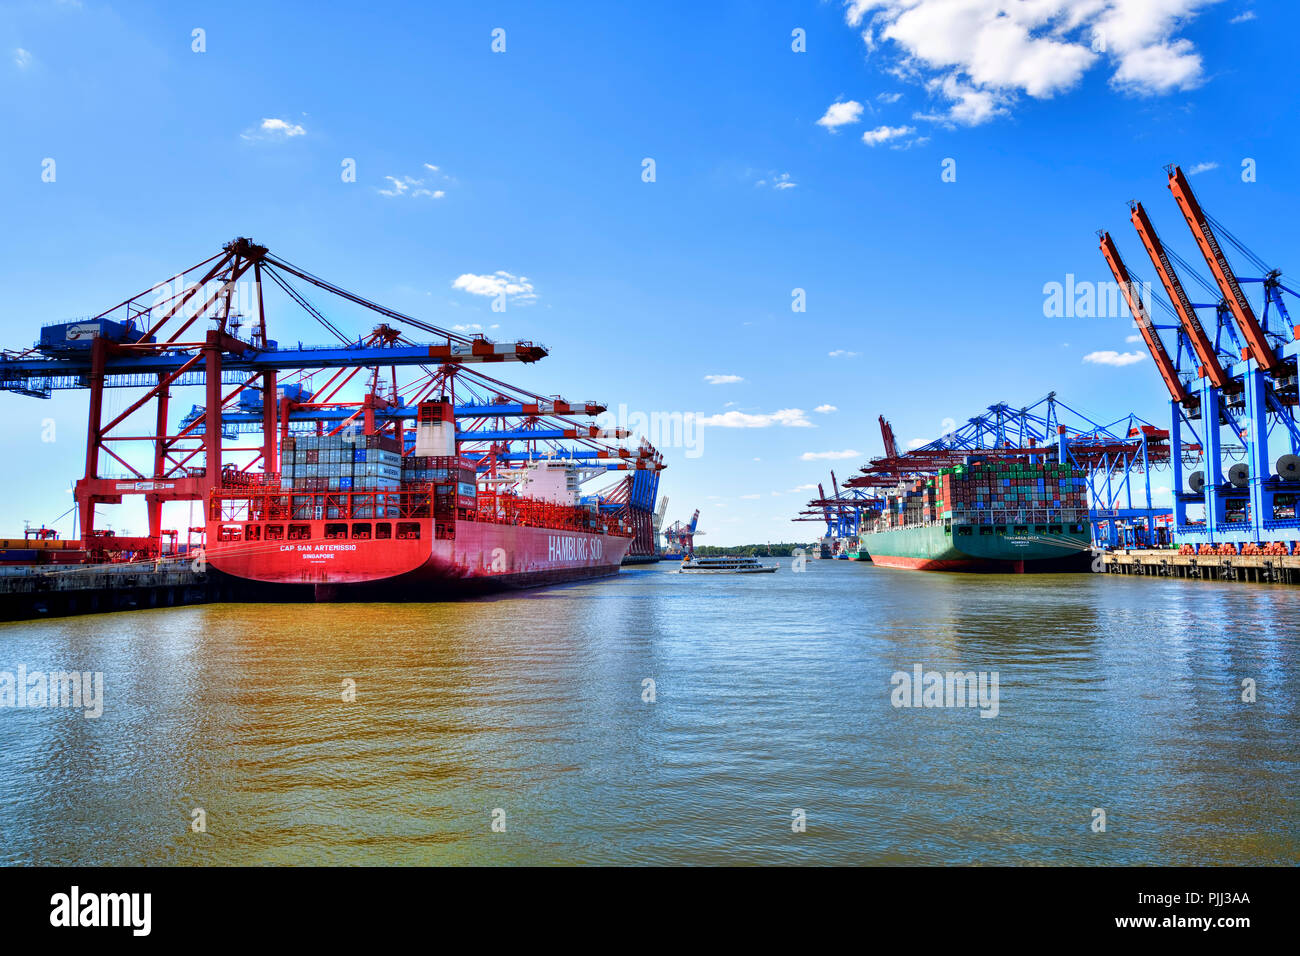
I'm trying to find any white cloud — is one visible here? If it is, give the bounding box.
[816,99,864,130]
[1084,350,1147,366]
[14,48,32,69]
[381,163,452,198]
[862,124,915,146]
[828,349,860,358]
[242,117,306,141]
[773,484,818,496]
[380,176,445,199]
[739,493,762,500]
[1109,38,1203,94]
[840,1,1218,127]
[1230,11,1255,23]
[907,437,928,449]
[1187,161,1218,175]
[1125,333,1142,343]
[877,91,902,103]
[704,374,744,385]
[452,323,484,333]
[755,171,798,190]
[697,408,814,428]
[800,450,861,461]
[890,134,930,150]
[914,74,1010,126]
[452,271,537,304]
[815,404,838,414]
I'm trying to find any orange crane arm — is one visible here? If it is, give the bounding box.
[1166,164,1278,371]
[1129,201,1228,388]
[1098,231,1189,403]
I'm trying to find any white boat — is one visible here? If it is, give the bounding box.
[677,555,778,574]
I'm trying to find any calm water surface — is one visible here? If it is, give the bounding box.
[0,559,1296,865]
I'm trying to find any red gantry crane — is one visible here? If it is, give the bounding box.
[1097,165,1300,550]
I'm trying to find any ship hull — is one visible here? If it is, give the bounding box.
[208,519,632,600]
[856,523,1090,573]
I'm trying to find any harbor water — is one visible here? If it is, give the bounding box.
[0,559,1296,865]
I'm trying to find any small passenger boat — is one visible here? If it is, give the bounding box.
[677,555,778,574]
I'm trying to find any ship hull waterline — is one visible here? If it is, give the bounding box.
[856,522,1091,574]
[208,519,633,601]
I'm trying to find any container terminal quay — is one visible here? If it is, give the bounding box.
[798,165,1300,581]
[3,165,1300,618]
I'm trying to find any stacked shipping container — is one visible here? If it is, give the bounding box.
[872,458,1089,532]
[280,434,403,491]
[280,433,405,520]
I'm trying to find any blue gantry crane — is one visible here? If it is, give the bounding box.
[1100,165,1300,549]
[832,395,1177,549]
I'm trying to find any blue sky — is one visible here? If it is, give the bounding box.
[0,0,1293,545]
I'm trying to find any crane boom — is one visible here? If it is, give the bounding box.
[1129,201,1228,388]
[879,416,899,459]
[652,495,669,532]
[1098,231,1189,403]
[1165,164,1278,371]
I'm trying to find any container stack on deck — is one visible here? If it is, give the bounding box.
[872,459,1089,532]
[281,434,403,491]
[936,460,1088,524]
[280,434,405,520]
[876,479,939,530]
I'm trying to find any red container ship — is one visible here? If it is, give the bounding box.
[206,400,636,600]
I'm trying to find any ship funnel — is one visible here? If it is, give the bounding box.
[415,400,456,457]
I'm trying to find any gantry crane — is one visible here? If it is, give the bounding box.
[807,395,1182,548]
[0,237,664,559]
[663,509,703,555]
[652,495,669,551]
[1100,166,1300,547]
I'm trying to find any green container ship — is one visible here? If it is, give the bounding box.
[855,458,1092,573]
[854,521,1091,572]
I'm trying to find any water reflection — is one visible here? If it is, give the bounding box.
[0,560,1295,865]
